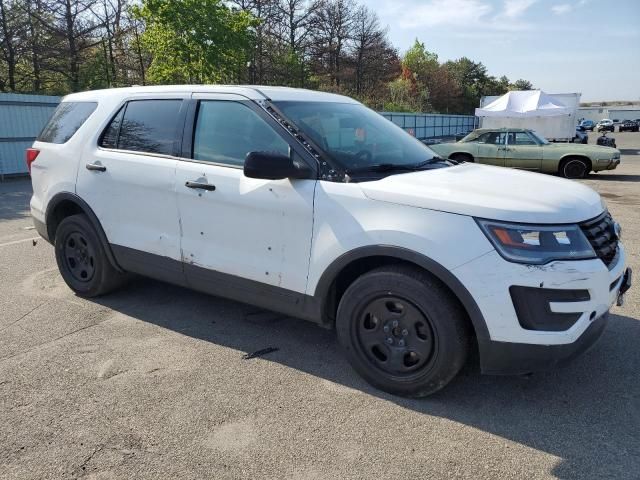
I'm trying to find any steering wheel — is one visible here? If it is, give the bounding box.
[353,149,372,165]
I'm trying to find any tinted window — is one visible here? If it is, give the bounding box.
[99,106,124,149]
[193,101,289,166]
[38,102,97,144]
[117,100,182,155]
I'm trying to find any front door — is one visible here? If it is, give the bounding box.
[174,94,317,300]
[503,131,543,170]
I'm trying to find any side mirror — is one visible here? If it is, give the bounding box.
[244,151,311,180]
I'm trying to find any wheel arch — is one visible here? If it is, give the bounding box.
[448,151,474,162]
[558,154,592,173]
[313,246,491,348]
[45,192,123,272]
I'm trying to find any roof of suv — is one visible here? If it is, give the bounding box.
[63,85,360,104]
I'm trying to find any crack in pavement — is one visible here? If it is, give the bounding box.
[0,302,47,333]
[0,311,114,363]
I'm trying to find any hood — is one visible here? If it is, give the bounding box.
[359,163,604,224]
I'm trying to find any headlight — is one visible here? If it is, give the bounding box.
[476,219,596,264]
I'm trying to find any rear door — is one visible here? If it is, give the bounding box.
[76,96,187,283]
[174,93,317,296]
[503,131,543,170]
[475,131,506,167]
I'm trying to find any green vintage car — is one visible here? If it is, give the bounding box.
[429,128,621,178]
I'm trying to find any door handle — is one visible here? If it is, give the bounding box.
[86,163,106,172]
[185,181,216,191]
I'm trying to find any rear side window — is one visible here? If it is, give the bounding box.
[110,99,182,155]
[37,102,97,144]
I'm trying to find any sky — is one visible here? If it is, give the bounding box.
[364,0,640,102]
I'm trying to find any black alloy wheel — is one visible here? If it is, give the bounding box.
[54,214,126,297]
[336,265,470,397]
[354,296,437,377]
[62,230,97,283]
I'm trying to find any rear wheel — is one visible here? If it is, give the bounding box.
[336,265,470,397]
[54,214,126,297]
[560,157,590,179]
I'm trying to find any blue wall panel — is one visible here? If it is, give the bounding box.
[0,93,60,176]
[379,112,478,140]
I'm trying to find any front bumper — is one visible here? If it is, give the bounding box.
[596,158,620,170]
[480,312,609,375]
[453,243,629,374]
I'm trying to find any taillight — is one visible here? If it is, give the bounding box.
[26,148,40,173]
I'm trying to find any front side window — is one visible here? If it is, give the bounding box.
[38,102,97,144]
[529,131,550,145]
[273,101,436,170]
[104,99,182,155]
[193,101,289,167]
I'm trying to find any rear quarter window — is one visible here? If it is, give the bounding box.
[37,102,97,144]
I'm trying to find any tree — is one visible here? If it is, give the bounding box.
[346,5,398,101]
[310,0,355,89]
[133,0,255,84]
[0,0,22,91]
[511,78,533,90]
[402,39,437,80]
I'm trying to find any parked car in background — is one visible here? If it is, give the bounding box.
[573,126,589,144]
[579,119,595,131]
[597,119,615,132]
[618,120,639,132]
[429,128,620,178]
[597,131,617,148]
[27,86,631,397]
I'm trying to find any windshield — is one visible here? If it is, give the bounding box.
[273,101,437,170]
[529,130,550,145]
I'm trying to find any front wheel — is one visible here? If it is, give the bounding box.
[54,214,126,297]
[560,158,590,179]
[449,153,474,163]
[336,265,470,397]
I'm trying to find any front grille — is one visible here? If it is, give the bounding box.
[580,212,618,267]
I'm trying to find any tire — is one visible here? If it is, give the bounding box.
[560,157,590,179]
[449,153,473,163]
[336,265,471,397]
[54,214,126,297]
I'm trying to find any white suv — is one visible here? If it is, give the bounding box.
[29,86,632,397]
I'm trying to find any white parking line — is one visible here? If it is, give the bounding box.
[0,237,40,248]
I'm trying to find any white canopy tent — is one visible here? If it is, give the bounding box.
[475,90,572,117]
[476,90,580,140]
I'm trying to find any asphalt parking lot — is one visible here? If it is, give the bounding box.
[1,133,639,480]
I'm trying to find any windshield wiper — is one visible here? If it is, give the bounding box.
[346,158,444,175]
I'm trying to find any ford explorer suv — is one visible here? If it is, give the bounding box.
[28,86,632,397]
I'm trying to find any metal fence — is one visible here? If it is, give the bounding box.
[0,93,60,178]
[380,112,478,140]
